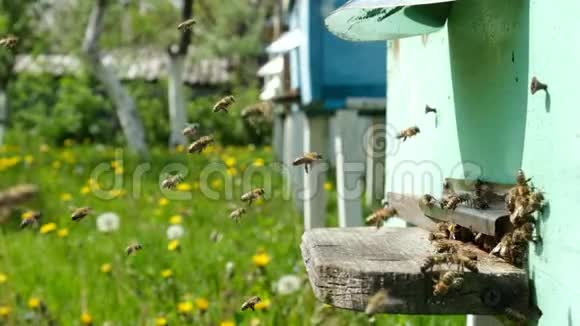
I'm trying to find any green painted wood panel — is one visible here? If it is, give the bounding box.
[385,0,580,323]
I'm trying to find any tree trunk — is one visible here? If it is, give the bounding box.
[0,88,6,146]
[167,0,193,148]
[82,0,149,156]
[167,54,187,147]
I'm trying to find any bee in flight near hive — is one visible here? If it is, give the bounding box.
[396,126,420,141]
[20,211,41,229]
[420,194,438,209]
[161,174,184,190]
[188,135,214,154]
[229,207,246,223]
[241,188,265,206]
[240,296,262,311]
[364,289,404,316]
[433,271,464,296]
[182,124,199,138]
[0,35,17,48]
[177,18,196,30]
[365,206,397,229]
[213,95,236,113]
[126,243,143,256]
[71,207,93,222]
[292,152,323,173]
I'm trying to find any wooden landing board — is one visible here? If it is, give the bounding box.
[301,227,529,315]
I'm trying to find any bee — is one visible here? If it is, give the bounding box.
[126,243,143,256]
[182,124,199,138]
[428,231,448,241]
[420,254,451,273]
[241,188,265,206]
[504,307,527,324]
[213,95,235,113]
[447,223,460,240]
[187,135,214,154]
[433,240,458,254]
[512,222,536,243]
[420,194,438,209]
[71,207,93,221]
[441,193,470,210]
[241,296,262,311]
[161,174,184,190]
[526,191,545,215]
[365,207,397,229]
[241,102,270,119]
[292,152,323,173]
[20,211,41,229]
[474,232,498,252]
[450,252,478,272]
[433,271,464,296]
[229,207,246,223]
[364,289,404,316]
[0,35,17,49]
[396,126,420,141]
[177,18,196,30]
[516,169,531,186]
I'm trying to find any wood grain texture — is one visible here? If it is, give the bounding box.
[301,227,529,315]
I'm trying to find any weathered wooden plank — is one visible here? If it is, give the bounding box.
[301,227,528,315]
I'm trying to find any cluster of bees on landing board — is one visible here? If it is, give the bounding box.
[1,16,301,313]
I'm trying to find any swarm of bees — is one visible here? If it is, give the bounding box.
[0,35,18,49]
[161,174,184,190]
[292,152,323,174]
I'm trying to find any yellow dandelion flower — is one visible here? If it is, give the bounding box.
[227,167,238,176]
[168,240,181,252]
[81,186,91,195]
[39,223,57,234]
[255,299,271,311]
[40,144,50,153]
[0,305,11,317]
[57,228,69,238]
[324,182,334,191]
[224,157,237,168]
[195,298,209,312]
[177,301,193,314]
[28,297,41,309]
[159,198,169,206]
[155,316,168,326]
[220,321,236,326]
[176,183,192,191]
[0,273,7,284]
[253,158,265,167]
[63,139,74,147]
[24,155,34,165]
[161,269,173,279]
[252,252,271,267]
[81,312,93,325]
[61,150,76,164]
[100,263,112,274]
[211,179,223,190]
[169,215,183,225]
[21,211,35,220]
[204,144,215,154]
[52,160,61,169]
[175,144,185,153]
[60,193,72,202]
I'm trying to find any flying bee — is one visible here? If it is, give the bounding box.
[20,211,41,229]
[71,207,93,221]
[396,126,420,141]
[0,35,17,49]
[161,174,184,190]
[433,271,464,296]
[177,18,196,30]
[241,188,265,206]
[365,207,397,229]
[241,102,271,119]
[182,124,199,138]
[229,207,246,223]
[420,194,438,209]
[292,152,323,173]
[126,243,143,256]
[420,254,451,273]
[241,296,262,311]
[187,135,214,154]
[364,289,404,316]
[428,231,448,242]
[213,95,235,113]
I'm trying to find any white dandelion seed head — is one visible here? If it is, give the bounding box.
[275,274,302,295]
[225,261,235,278]
[96,212,120,233]
[166,224,185,240]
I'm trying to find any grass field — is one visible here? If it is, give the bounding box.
[0,141,465,326]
